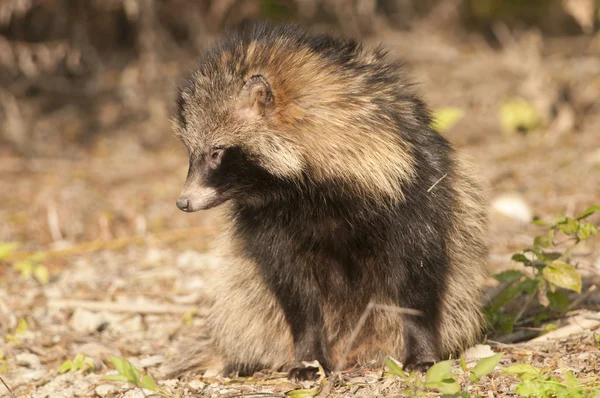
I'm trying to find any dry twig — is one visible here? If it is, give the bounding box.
[47,299,196,314]
[335,301,422,371]
[0,375,16,398]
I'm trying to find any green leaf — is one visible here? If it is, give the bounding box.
[60,360,74,373]
[547,290,570,313]
[33,265,49,285]
[15,319,27,335]
[557,217,579,236]
[521,278,541,295]
[109,356,140,384]
[0,243,18,261]
[426,360,454,383]
[431,107,464,132]
[499,97,541,134]
[577,222,598,240]
[139,375,159,391]
[85,361,95,372]
[288,381,325,398]
[511,254,530,264]
[5,334,20,345]
[503,363,540,379]
[426,380,461,395]
[576,205,600,220]
[484,308,515,333]
[511,253,531,263]
[537,252,561,262]
[287,390,318,398]
[494,269,524,283]
[459,355,467,372]
[470,353,504,381]
[563,371,581,389]
[534,235,551,250]
[490,283,524,310]
[126,364,140,384]
[385,357,407,377]
[59,353,94,373]
[110,356,128,378]
[532,219,551,226]
[13,260,33,279]
[515,380,538,396]
[542,260,582,293]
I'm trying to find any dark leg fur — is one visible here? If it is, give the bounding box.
[263,265,333,380]
[401,318,439,371]
[288,366,323,382]
[235,201,337,380]
[396,252,446,370]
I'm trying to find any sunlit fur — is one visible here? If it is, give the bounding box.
[164,23,488,378]
[174,25,418,203]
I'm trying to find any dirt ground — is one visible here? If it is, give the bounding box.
[1,25,599,397]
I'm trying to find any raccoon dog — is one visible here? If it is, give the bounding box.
[169,23,487,380]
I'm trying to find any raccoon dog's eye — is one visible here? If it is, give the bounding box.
[211,149,223,160]
[207,147,225,169]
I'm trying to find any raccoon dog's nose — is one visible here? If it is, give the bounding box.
[176,197,190,211]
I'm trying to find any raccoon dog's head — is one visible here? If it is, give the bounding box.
[174,25,419,212]
[174,69,304,212]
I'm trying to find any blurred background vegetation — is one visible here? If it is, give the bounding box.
[1,0,599,247]
[1,0,599,156]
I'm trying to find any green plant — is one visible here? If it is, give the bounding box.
[385,353,504,397]
[0,243,19,260]
[431,107,464,133]
[104,356,180,398]
[464,353,504,383]
[0,242,49,284]
[1,319,27,373]
[4,319,27,345]
[60,354,95,373]
[503,363,600,397]
[425,360,461,395]
[287,382,324,398]
[499,97,542,134]
[385,357,427,397]
[486,205,599,333]
[13,254,49,285]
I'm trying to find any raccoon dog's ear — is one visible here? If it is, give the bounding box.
[238,75,274,116]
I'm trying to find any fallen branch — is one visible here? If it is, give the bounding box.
[494,329,540,344]
[47,299,197,314]
[530,312,600,343]
[4,226,218,262]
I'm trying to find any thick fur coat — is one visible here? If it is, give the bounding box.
[165,23,488,379]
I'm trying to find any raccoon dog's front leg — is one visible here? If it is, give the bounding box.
[398,252,446,371]
[260,262,332,381]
